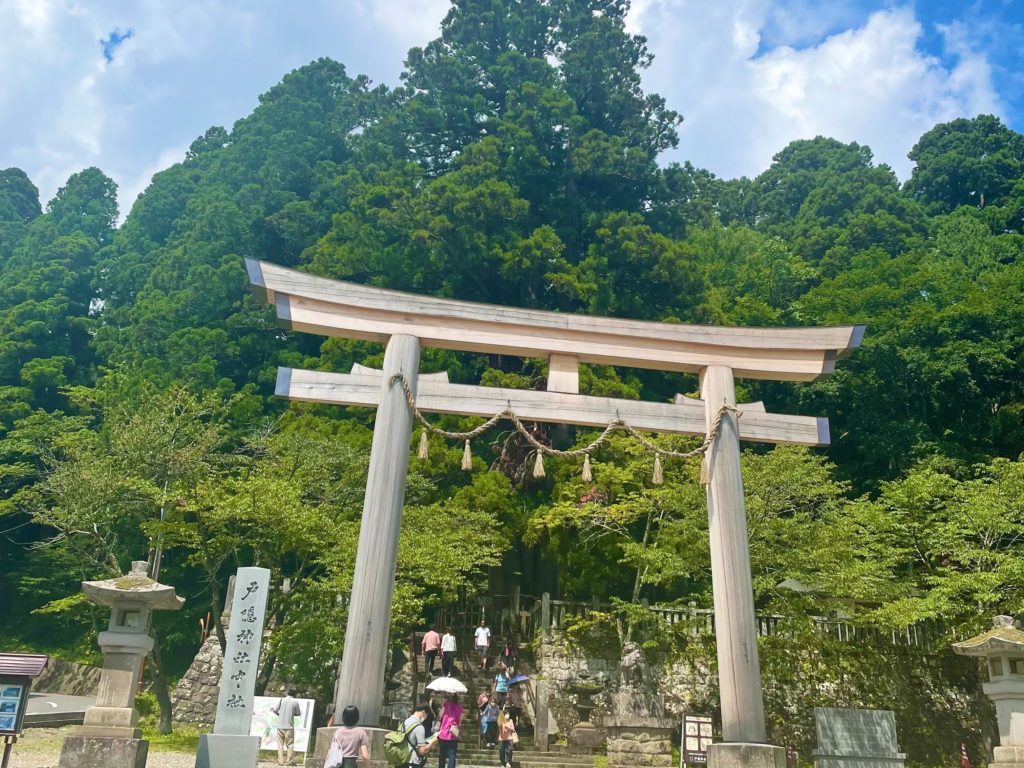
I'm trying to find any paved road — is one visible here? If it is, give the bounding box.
[24,692,94,726]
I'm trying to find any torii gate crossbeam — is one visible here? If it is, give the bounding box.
[245,259,863,768]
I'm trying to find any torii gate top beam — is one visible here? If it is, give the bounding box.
[246,259,863,382]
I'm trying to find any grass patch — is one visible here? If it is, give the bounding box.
[141,722,202,752]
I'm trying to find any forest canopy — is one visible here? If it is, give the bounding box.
[1,0,1023,757]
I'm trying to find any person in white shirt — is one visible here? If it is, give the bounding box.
[474,619,491,670]
[440,627,457,676]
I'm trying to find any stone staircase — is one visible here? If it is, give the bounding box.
[456,740,599,768]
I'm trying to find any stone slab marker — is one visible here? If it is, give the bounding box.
[195,566,270,768]
[813,708,906,768]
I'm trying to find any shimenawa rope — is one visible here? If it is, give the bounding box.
[390,372,739,484]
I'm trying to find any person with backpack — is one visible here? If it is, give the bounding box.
[384,702,436,767]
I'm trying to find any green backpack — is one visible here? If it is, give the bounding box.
[384,720,419,766]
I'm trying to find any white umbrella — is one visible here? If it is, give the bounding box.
[426,676,468,694]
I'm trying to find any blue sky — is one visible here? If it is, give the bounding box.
[0,0,1020,218]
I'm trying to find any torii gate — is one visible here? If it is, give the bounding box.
[246,258,862,766]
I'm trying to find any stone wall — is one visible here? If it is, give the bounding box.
[607,726,674,767]
[536,632,618,739]
[171,632,223,725]
[34,658,102,696]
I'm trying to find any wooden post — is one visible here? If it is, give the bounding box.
[700,365,768,744]
[541,592,551,639]
[334,334,421,724]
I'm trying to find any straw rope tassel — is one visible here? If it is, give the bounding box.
[699,456,709,485]
[652,453,664,485]
[418,430,430,461]
[581,453,593,482]
[533,451,546,478]
[461,439,473,470]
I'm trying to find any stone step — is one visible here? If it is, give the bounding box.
[458,750,599,765]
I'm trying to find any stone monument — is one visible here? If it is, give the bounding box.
[602,642,675,766]
[606,688,675,768]
[953,615,1024,768]
[812,707,906,768]
[195,567,270,768]
[58,561,184,768]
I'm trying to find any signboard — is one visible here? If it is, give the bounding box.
[0,684,27,734]
[681,714,714,767]
[249,696,315,753]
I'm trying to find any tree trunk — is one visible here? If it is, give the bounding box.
[625,510,655,643]
[210,570,227,653]
[255,650,277,697]
[149,633,174,735]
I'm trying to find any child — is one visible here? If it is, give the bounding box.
[498,706,517,768]
[482,696,500,748]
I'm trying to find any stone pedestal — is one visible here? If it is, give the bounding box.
[57,735,148,768]
[607,725,674,767]
[606,690,675,768]
[194,733,260,768]
[570,721,604,750]
[709,743,787,768]
[994,745,1024,767]
[303,726,388,768]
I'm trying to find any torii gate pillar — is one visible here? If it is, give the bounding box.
[702,366,784,768]
[334,334,420,723]
[244,257,862,766]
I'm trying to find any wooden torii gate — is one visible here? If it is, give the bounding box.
[246,258,862,766]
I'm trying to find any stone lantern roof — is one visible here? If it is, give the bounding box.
[81,561,184,611]
[952,616,1024,657]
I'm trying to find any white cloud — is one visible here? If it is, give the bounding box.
[0,0,1006,222]
[633,2,1004,179]
[354,0,448,52]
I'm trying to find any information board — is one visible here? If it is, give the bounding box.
[249,696,315,753]
[0,684,25,734]
[681,714,714,767]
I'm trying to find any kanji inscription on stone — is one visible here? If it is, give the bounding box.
[213,566,270,736]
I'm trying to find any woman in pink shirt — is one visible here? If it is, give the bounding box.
[437,693,463,768]
[422,625,442,676]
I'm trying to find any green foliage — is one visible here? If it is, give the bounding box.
[2,0,1024,754]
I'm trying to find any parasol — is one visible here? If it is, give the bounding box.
[508,674,531,685]
[426,676,469,694]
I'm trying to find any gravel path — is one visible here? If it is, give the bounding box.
[7,727,286,768]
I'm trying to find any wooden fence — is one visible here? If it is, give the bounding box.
[524,594,939,649]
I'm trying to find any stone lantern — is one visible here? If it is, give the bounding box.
[953,615,1024,768]
[58,561,184,768]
